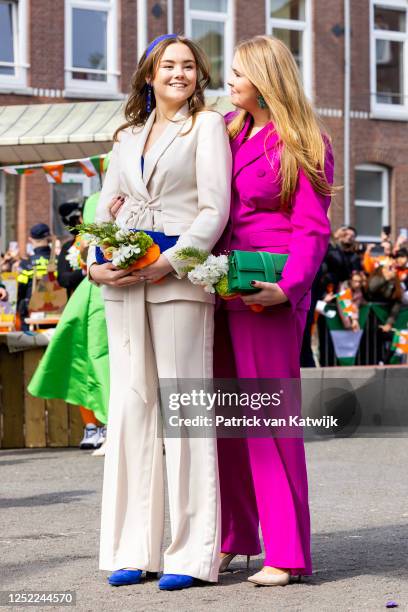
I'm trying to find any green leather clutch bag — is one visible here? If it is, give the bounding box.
[227,250,288,294]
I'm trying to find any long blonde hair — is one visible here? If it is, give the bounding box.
[228,36,334,208]
[114,36,211,140]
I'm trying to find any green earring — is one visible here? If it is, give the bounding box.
[257,94,267,109]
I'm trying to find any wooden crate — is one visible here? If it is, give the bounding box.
[0,337,83,448]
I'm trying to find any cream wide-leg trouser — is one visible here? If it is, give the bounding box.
[99,293,220,582]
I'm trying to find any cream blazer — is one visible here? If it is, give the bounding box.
[89,103,232,303]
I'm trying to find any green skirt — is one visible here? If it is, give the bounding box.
[28,277,109,424]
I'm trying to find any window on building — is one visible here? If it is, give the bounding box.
[65,0,119,94]
[0,0,28,88]
[267,0,312,98]
[371,1,408,118]
[354,164,389,242]
[186,0,233,93]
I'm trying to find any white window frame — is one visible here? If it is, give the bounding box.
[185,0,234,95]
[266,0,312,100]
[0,0,28,90]
[370,0,408,120]
[355,163,389,242]
[64,0,119,96]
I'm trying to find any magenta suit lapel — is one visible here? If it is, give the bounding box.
[233,117,280,179]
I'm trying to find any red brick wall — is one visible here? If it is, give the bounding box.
[173,0,185,35]
[319,117,344,232]
[148,0,168,41]
[121,0,138,92]
[30,0,65,91]
[17,173,52,254]
[394,165,408,235]
[236,0,266,44]
[350,0,370,112]
[313,0,343,109]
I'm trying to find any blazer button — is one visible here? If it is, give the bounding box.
[256,169,266,177]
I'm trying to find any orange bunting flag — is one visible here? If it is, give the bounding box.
[3,167,36,176]
[43,164,64,184]
[78,159,97,177]
[1,154,107,182]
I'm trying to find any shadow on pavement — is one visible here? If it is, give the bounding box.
[0,489,94,508]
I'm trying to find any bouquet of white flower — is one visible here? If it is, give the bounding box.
[176,247,266,312]
[74,222,160,270]
[175,247,233,296]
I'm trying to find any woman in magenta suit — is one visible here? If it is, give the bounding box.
[214,36,334,586]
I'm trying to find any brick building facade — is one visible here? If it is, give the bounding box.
[1,0,408,253]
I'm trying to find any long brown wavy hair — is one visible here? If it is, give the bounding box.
[228,36,335,208]
[114,36,211,141]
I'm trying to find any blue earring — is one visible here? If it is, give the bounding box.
[146,84,152,113]
[257,94,267,109]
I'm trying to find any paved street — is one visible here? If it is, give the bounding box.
[1,438,407,612]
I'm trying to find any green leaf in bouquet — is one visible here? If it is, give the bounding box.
[175,247,209,265]
[215,275,231,297]
[130,231,153,255]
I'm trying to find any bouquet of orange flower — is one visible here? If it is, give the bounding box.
[75,222,160,270]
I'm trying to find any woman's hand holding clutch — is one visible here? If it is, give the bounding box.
[241,280,288,308]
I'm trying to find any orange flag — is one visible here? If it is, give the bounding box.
[43,164,64,183]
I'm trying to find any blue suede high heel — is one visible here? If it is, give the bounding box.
[158,574,194,590]
[108,569,143,586]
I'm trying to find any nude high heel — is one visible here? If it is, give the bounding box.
[247,569,290,586]
[219,553,251,573]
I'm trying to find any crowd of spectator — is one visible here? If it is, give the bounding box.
[322,225,407,322]
[301,225,408,366]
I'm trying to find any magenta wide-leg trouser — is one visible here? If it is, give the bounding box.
[214,304,312,575]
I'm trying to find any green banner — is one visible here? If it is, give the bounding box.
[323,303,407,365]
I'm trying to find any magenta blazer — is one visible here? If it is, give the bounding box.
[218,112,334,311]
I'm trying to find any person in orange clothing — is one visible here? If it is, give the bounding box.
[363,240,393,275]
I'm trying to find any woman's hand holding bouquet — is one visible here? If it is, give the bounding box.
[75,222,171,286]
[129,254,173,284]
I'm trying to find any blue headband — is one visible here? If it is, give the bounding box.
[146,34,177,58]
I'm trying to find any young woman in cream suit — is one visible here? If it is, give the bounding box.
[88,35,231,591]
